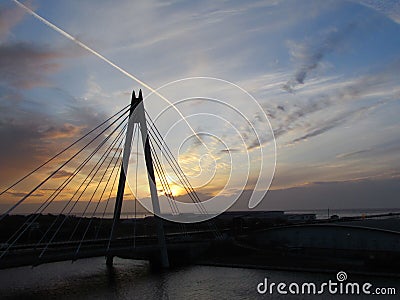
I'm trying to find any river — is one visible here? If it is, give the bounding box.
[0,258,399,299]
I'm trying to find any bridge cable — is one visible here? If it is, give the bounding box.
[145,121,222,238]
[69,123,131,241]
[0,105,129,198]
[74,127,128,258]
[0,110,130,223]
[39,117,127,246]
[145,113,222,237]
[148,129,222,238]
[0,115,129,258]
[3,123,125,249]
[38,119,128,258]
[149,141,188,236]
[145,112,207,209]
[94,150,122,240]
[146,127,207,214]
[38,130,126,259]
[35,116,127,248]
[149,139,180,215]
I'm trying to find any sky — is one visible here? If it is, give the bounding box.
[1,0,400,215]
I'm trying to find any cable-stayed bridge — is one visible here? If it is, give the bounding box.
[0,90,223,270]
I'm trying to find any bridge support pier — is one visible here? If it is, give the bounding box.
[106,255,114,267]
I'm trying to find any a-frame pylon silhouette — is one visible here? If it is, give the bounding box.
[107,90,169,268]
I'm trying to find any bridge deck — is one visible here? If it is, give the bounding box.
[0,232,218,270]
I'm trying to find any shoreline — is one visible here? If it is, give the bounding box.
[195,260,400,278]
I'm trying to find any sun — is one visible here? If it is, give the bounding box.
[168,184,186,197]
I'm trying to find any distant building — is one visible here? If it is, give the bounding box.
[285,213,316,222]
[250,222,400,254]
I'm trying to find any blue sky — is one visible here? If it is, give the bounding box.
[1,0,400,212]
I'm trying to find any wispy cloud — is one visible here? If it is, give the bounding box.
[0,42,71,89]
[220,148,239,153]
[0,1,31,40]
[289,104,372,145]
[261,57,400,146]
[6,191,44,198]
[0,1,64,90]
[0,90,111,185]
[2,0,400,199]
[41,123,85,139]
[0,2,84,90]
[283,23,357,93]
[357,0,400,24]
[50,169,74,179]
[336,138,400,160]
[336,149,371,159]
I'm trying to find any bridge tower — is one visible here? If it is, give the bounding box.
[107,90,169,268]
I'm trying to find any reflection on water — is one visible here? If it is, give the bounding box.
[0,257,399,299]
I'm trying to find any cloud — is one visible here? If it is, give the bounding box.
[0,42,64,89]
[262,96,332,140]
[336,138,400,160]
[283,23,357,92]
[290,113,348,144]
[0,113,48,184]
[41,123,85,139]
[336,149,371,159]
[220,148,239,153]
[50,170,74,179]
[0,1,30,40]
[0,2,85,90]
[0,2,61,90]
[0,90,111,187]
[228,176,400,211]
[246,138,262,151]
[289,100,386,145]
[262,56,400,145]
[6,191,44,198]
[357,0,400,24]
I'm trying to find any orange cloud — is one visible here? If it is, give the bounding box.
[41,123,85,139]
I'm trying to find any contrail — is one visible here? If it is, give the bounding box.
[12,0,206,149]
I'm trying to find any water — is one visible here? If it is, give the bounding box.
[0,258,399,299]
[100,208,400,220]
[286,208,400,220]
